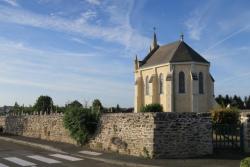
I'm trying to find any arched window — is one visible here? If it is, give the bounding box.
[159,73,164,94]
[145,76,149,95]
[179,71,185,93]
[199,72,204,94]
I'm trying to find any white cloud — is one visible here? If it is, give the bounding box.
[0,4,149,54]
[85,0,101,5]
[203,24,250,53]
[185,1,217,40]
[1,0,18,7]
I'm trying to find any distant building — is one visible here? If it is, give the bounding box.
[134,32,215,113]
[0,106,12,114]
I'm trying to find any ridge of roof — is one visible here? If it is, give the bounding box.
[140,40,209,68]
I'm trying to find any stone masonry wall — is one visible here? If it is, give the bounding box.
[89,112,212,158]
[88,113,155,157]
[153,112,212,158]
[0,112,212,158]
[0,114,76,145]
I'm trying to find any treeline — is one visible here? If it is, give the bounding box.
[215,94,250,109]
[5,95,132,115]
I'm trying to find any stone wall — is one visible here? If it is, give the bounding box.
[0,114,76,145]
[0,112,212,158]
[89,112,212,158]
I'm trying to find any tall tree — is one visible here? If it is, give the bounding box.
[34,95,53,114]
[92,99,103,111]
[66,100,83,108]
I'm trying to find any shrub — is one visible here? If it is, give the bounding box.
[241,157,250,167]
[140,104,163,113]
[211,108,240,125]
[63,106,100,145]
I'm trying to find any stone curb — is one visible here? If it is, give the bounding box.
[74,153,161,167]
[0,136,66,154]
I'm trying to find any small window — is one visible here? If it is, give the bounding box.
[179,71,185,93]
[199,72,204,94]
[145,76,149,95]
[159,73,164,94]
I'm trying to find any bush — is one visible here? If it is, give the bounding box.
[140,104,163,113]
[241,157,250,167]
[63,106,100,145]
[211,108,240,125]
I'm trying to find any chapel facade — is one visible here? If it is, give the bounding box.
[134,33,215,113]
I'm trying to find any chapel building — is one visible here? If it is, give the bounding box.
[134,33,215,113]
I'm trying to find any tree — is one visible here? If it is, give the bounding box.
[92,99,103,111]
[66,100,83,108]
[246,96,250,109]
[215,95,224,107]
[63,105,100,145]
[34,95,53,114]
[116,104,121,112]
[13,102,21,113]
[225,95,231,106]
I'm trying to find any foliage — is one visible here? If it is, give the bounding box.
[142,147,150,159]
[34,95,54,114]
[66,100,83,108]
[63,106,100,145]
[92,99,103,111]
[240,157,250,167]
[215,94,247,109]
[211,108,240,125]
[140,104,163,113]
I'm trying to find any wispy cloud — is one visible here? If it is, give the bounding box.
[0,37,133,106]
[1,0,18,7]
[184,1,218,40]
[0,2,149,54]
[203,24,250,53]
[85,0,101,6]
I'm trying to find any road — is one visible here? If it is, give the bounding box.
[0,140,122,167]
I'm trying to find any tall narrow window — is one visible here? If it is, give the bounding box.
[199,72,204,94]
[145,76,149,95]
[159,73,164,94]
[179,71,185,93]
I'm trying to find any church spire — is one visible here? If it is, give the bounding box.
[180,32,184,41]
[150,27,158,52]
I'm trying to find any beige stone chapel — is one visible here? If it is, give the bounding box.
[134,33,215,113]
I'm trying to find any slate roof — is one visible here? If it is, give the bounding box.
[140,40,209,68]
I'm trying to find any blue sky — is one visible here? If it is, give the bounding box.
[0,0,250,107]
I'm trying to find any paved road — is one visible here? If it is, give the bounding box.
[0,140,122,167]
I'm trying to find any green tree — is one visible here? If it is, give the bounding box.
[63,106,100,145]
[246,96,250,109]
[13,102,21,113]
[215,95,225,107]
[66,100,83,108]
[92,99,103,111]
[34,95,53,114]
[116,104,121,112]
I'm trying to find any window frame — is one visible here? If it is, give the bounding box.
[159,73,164,94]
[179,71,185,93]
[199,72,204,94]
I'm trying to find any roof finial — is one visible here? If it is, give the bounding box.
[180,32,184,41]
[150,27,158,51]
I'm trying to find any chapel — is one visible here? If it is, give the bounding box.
[134,32,215,113]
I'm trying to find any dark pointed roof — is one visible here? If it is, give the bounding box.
[140,40,209,68]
